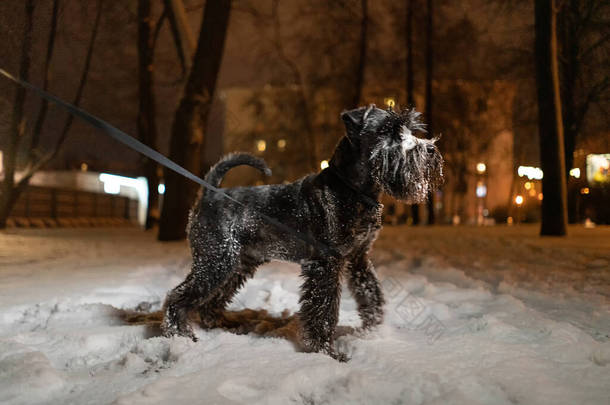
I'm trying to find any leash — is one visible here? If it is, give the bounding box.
[0,68,337,257]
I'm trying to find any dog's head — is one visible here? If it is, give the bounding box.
[337,105,444,203]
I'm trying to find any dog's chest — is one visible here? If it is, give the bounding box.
[335,203,382,250]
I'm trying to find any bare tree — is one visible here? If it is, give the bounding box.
[425,0,436,224]
[162,0,195,80]
[29,0,60,160]
[557,0,609,222]
[0,0,103,228]
[0,0,34,229]
[535,0,568,236]
[558,0,609,173]
[405,0,421,224]
[158,0,232,241]
[138,0,159,230]
[351,0,368,108]
[435,82,500,220]
[269,0,318,171]
[239,0,371,174]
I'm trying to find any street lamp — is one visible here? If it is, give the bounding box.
[515,195,524,205]
[515,195,524,224]
[569,168,580,178]
[384,98,395,108]
[256,140,266,152]
[475,162,487,225]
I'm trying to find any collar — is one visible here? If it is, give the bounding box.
[326,165,381,208]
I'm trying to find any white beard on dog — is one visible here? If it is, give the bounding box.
[400,125,417,152]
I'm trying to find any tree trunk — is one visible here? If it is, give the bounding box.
[425,0,435,225]
[406,0,414,109]
[270,0,317,172]
[163,0,195,78]
[535,0,568,236]
[158,0,232,241]
[351,0,367,108]
[0,0,35,229]
[138,0,159,230]
[558,0,579,223]
[29,0,59,156]
[0,0,102,229]
[406,0,420,225]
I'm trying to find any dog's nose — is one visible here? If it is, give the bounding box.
[426,144,435,155]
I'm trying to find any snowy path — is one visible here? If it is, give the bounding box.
[0,227,609,405]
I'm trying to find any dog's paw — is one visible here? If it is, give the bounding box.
[329,350,350,363]
[161,323,198,342]
[321,344,351,362]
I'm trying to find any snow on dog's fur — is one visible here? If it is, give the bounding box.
[161,105,444,361]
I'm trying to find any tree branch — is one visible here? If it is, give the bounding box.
[18,0,103,190]
[151,6,167,60]
[163,0,195,79]
[28,0,60,160]
[579,32,610,60]
[270,0,317,170]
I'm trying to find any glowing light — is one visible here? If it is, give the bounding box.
[569,168,580,178]
[580,187,590,195]
[103,180,120,194]
[529,188,536,197]
[586,154,610,184]
[99,173,147,197]
[524,181,532,190]
[98,173,149,227]
[538,193,543,200]
[476,162,486,174]
[515,195,524,205]
[158,183,165,195]
[476,182,487,198]
[384,97,396,109]
[320,160,329,170]
[277,139,286,150]
[256,140,266,152]
[518,166,543,180]
[507,216,514,225]
[80,162,88,172]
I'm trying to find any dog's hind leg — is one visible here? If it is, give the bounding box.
[161,250,242,341]
[347,254,385,330]
[160,271,201,341]
[299,259,347,361]
[197,256,261,329]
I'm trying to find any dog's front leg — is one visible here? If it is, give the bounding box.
[347,254,385,330]
[299,259,347,361]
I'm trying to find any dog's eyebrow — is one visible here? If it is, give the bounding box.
[400,125,412,136]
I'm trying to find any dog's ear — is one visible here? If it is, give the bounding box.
[341,105,376,135]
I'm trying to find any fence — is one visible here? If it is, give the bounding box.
[8,186,138,227]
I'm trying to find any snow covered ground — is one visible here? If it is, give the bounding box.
[0,226,609,405]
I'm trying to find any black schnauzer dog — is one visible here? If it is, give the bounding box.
[161,105,443,361]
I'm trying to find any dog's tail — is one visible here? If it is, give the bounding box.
[204,152,272,188]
